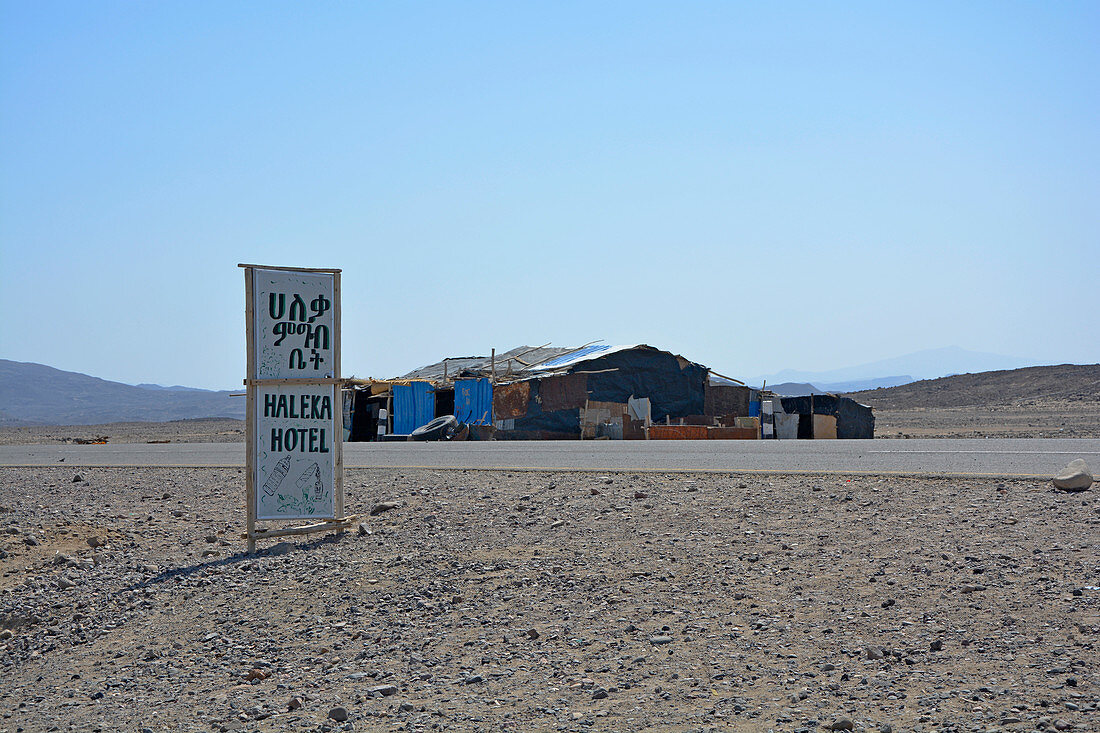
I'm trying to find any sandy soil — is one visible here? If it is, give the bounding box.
[0,419,246,446]
[1,465,1097,733]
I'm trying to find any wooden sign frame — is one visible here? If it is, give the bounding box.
[240,263,357,552]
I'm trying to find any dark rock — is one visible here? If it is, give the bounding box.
[370,501,402,516]
[368,684,398,696]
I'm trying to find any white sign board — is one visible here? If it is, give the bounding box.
[253,268,336,380]
[255,384,337,520]
[246,266,341,525]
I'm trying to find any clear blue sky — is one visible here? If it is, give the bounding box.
[2,2,1097,389]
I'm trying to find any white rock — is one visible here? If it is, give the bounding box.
[1053,459,1093,491]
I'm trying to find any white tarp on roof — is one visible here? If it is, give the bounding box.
[526,344,639,372]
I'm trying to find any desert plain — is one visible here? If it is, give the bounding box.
[1,422,1098,733]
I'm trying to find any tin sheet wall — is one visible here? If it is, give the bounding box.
[393,382,435,434]
[454,378,493,426]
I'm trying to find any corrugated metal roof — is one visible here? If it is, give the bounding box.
[397,345,576,381]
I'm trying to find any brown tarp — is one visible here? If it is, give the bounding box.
[493,381,530,420]
[704,384,751,417]
[813,414,838,439]
[539,373,589,411]
[579,400,627,439]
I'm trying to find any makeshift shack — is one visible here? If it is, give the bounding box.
[343,342,873,441]
[779,394,875,439]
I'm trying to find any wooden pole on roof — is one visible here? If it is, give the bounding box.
[443,359,448,383]
[491,349,496,384]
[708,369,747,386]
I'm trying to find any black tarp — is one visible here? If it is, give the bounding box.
[779,395,874,439]
[836,398,875,439]
[570,347,706,421]
[349,390,384,442]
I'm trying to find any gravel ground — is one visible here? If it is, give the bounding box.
[0,420,246,447]
[872,404,1100,440]
[1,467,1098,733]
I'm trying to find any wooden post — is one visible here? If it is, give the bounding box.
[810,393,815,440]
[490,349,496,384]
[333,270,344,532]
[244,268,257,554]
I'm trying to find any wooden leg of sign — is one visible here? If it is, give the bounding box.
[244,267,257,554]
[333,274,345,536]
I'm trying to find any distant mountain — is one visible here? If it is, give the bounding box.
[0,360,244,426]
[750,347,1032,388]
[135,383,212,392]
[815,376,914,393]
[766,382,825,397]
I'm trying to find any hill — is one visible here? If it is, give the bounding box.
[0,360,244,426]
[751,346,1031,387]
[846,363,1100,409]
[845,363,1100,438]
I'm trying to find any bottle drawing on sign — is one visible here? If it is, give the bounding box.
[263,455,292,496]
[295,462,323,500]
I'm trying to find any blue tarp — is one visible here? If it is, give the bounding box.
[454,378,493,425]
[393,382,435,434]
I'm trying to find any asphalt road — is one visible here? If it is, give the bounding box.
[2,438,1098,477]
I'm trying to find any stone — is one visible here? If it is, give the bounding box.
[72,474,84,483]
[357,523,369,536]
[57,576,76,590]
[526,628,540,640]
[864,646,885,660]
[649,635,673,645]
[23,534,38,546]
[87,536,105,548]
[829,717,855,731]
[592,687,608,700]
[464,674,484,684]
[368,684,398,696]
[930,639,943,651]
[287,697,303,711]
[328,706,349,722]
[1053,459,1093,491]
[370,501,401,516]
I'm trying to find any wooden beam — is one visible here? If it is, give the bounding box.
[238,263,341,274]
